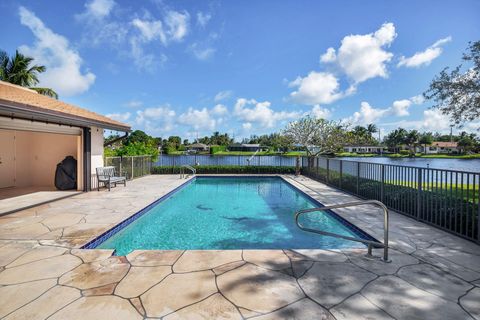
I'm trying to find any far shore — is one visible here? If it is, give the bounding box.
[159,151,480,159]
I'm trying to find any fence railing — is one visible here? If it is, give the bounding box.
[154,154,297,167]
[302,157,480,243]
[104,156,152,180]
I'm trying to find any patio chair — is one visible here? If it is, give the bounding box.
[96,166,126,191]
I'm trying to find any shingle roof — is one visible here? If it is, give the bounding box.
[0,81,130,131]
[432,141,458,148]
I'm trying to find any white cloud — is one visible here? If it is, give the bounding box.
[106,112,131,122]
[391,99,412,117]
[398,36,452,68]
[197,12,211,28]
[410,94,425,105]
[308,105,331,119]
[82,0,115,19]
[350,102,390,125]
[214,90,233,102]
[346,95,423,125]
[178,107,217,131]
[135,106,176,133]
[132,18,167,44]
[320,47,336,63]
[165,11,189,42]
[124,100,143,108]
[18,6,95,96]
[234,98,301,128]
[383,109,452,132]
[321,22,396,84]
[189,43,215,60]
[212,104,228,116]
[129,10,189,68]
[242,122,252,130]
[76,0,127,48]
[288,71,346,105]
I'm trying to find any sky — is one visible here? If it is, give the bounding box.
[1,0,479,140]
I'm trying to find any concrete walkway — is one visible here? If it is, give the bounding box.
[0,175,479,319]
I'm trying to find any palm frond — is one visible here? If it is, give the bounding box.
[30,87,59,99]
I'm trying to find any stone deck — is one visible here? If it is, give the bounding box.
[0,175,479,320]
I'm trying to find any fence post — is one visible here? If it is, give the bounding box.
[119,158,123,177]
[339,160,343,189]
[380,164,385,203]
[173,156,176,174]
[356,162,360,194]
[417,168,422,221]
[131,157,134,180]
[326,158,330,184]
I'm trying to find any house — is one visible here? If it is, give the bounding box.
[228,143,264,152]
[188,143,209,152]
[416,141,459,154]
[343,145,385,154]
[0,81,131,200]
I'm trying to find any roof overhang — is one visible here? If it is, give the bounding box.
[0,100,131,132]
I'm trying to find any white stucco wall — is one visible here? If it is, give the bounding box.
[90,126,104,173]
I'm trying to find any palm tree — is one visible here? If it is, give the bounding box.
[0,50,58,99]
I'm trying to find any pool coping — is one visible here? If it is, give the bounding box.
[81,175,379,252]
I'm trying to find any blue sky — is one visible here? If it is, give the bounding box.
[1,0,479,139]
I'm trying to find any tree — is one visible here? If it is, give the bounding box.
[0,50,58,98]
[418,132,433,154]
[423,41,480,127]
[284,116,347,166]
[384,128,407,153]
[404,130,420,154]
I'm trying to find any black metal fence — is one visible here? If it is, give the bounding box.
[105,156,152,180]
[302,157,480,243]
[154,154,297,167]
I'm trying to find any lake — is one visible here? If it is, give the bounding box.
[339,157,480,173]
[154,155,480,172]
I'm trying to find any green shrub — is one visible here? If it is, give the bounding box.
[210,145,227,154]
[151,165,295,174]
[399,150,410,155]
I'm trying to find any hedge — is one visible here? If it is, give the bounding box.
[210,145,227,154]
[151,165,295,174]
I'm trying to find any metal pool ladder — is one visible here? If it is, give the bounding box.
[180,165,196,179]
[295,200,390,262]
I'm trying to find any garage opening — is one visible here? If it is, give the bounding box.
[0,120,83,215]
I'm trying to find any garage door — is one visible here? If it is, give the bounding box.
[0,129,15,188]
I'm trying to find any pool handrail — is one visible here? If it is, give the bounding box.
[294,200,390,262]
[180,165,196,179]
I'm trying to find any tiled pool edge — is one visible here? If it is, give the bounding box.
[81,175,379,253]
[80,177,195,250]
[279,175,379,245]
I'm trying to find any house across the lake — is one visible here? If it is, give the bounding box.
[188,143,209,153]
[228,143,264,152]
[0,81,131,203]
[343,145,385,153]
[416,141,459,154]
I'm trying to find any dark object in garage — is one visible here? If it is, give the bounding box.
[54,156,77,190]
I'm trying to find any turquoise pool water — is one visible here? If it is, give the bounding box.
[95,177,373,255]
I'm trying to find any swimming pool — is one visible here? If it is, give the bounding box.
[84,177,376,255]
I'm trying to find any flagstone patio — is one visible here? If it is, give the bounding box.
[0,174,479,319]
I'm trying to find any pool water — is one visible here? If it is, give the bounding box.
[95,177,374,255]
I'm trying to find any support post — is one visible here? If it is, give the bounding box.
[339,160,343,189]
[326,158,330,184]
[417,168,422,221]
[356,161,360,194]
[381,165,385,203]
[82,127,91,192]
